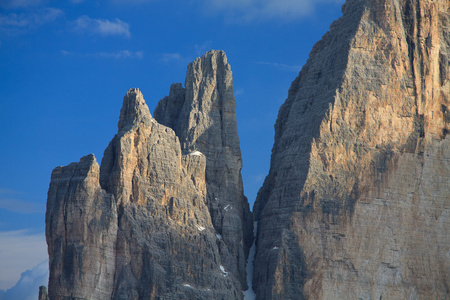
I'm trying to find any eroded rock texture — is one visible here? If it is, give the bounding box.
[253,0,450,299]
[154,50,253,289]
[46,53,250,299]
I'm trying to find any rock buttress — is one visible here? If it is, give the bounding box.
[253,0,450,299]
[46,154,118,299]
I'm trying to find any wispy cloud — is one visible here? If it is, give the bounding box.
[202,0,344,22]
[234,88,244,96]
[0,0,45,10]
[110,0,156,4]
[0,198,44,214]
[161,52,183,62]
[73,15,131,37]
[255,61,301,72]
[61,49,143,59]
[0,189,44,214]
[0,8,63,35]
[251,173,266,184]
[96,50,143,59]
[0,259,48,300]
[0,188,22,195]
[194,42,212,56]
[0,230,47,290]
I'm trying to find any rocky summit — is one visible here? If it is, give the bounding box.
[46,51,252,300]
[45,0,449,299]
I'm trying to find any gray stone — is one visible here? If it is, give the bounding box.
[253,0,450,299]
[47,84,247,299]
[38,286,49,300]
[154,50,253,289]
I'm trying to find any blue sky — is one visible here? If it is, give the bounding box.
[0,0,343,296]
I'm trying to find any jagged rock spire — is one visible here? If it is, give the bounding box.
[155,50,253,290]
[118,88,152,132]
[46,52,252,299]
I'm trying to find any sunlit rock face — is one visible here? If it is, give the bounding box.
[253,0,450,299]
[45,1,449,298]
[46,51,252,300]
[154,50,253,289]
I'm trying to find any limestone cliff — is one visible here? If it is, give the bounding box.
[154,50,253,289]
[46,53,251,299]
[45,1,449,298]
[253,0,450,299]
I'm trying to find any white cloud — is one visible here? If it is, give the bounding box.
[61,49,143,59]
[110,0,155,3]
[0,198,44,214]
[194,42,212,56]
[0,0,45,10]
[0,188,22,195]
[234,88,244,96]
[0,8,63,35]
[96,50,143,59]
[73,15,131,37]
[202,0,344,22]
[0,259,48,300]
[255,61,301,72]
[161,52,183,62]
[0,189,44,214]
[0,230,47,290]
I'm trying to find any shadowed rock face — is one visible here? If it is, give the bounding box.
[253,0,450,299]
[46,52,251,299]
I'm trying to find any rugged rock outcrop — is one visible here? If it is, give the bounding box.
[39,286,49,300]
[46,51,251,299]
[46,2,449,298]
[253,0,450,299]
[154,50,253,289]
[46,154,118,299]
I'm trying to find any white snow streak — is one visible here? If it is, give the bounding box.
[196,225,205,231]
[219,265,228,277]
[189,151,203,156]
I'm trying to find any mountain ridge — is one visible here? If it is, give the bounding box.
[43,0,449,299]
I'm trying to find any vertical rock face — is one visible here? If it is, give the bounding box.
[154,50,253,289]
[39,286,49,300]
[46,53,250,299]
[253,0,449,299]
[46,154,118,299]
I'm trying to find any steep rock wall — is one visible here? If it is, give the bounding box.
[46,52,250,299]
[154,50,253,289]
[253,0,450,299]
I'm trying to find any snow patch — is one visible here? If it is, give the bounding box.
[224,205,232,211]
[196,225,205,231]
[189,151,203,156]
[272,246,279,250]
[219,265,228,277]
[216,234,222,240]
[243,222,258,300]
[183,284,193,288]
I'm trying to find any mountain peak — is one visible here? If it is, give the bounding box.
[118,88,152,132]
